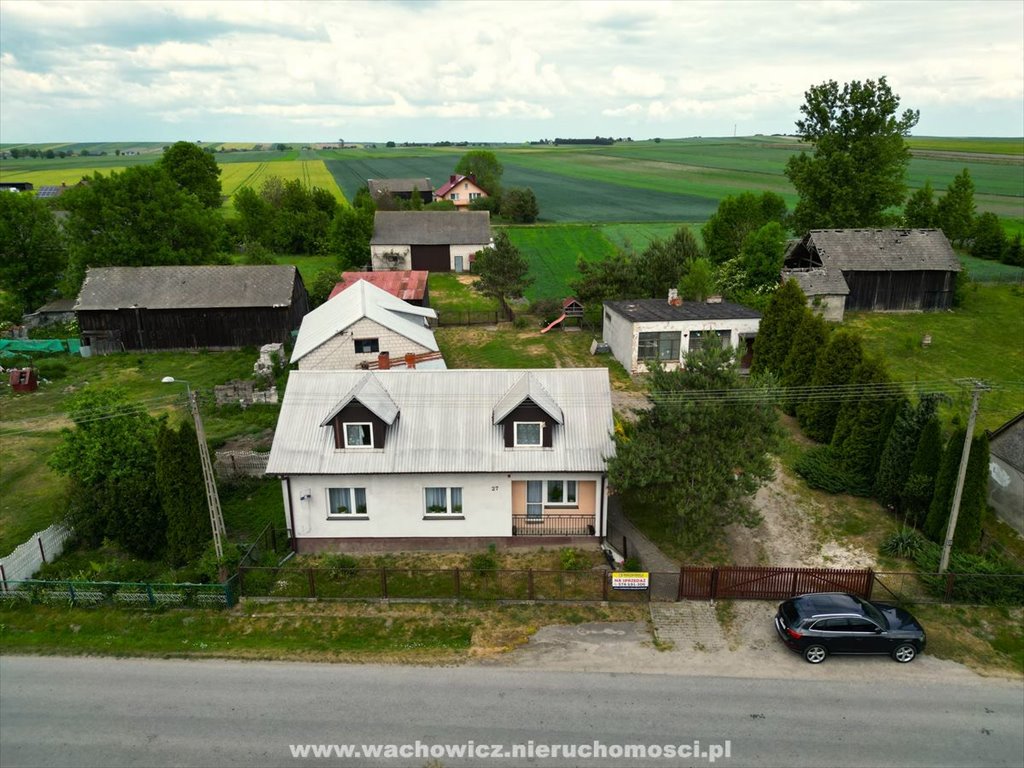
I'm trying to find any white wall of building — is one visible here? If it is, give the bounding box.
[297,317,431,370]
[370,244,412,271]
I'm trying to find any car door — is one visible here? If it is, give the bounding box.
[844,617,885,654]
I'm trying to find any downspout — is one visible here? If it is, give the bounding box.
[599,474,607,541]
[284,477,298,553]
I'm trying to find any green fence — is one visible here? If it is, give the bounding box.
[0,577,238,608]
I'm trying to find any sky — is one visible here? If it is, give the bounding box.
[1,0,1022,144]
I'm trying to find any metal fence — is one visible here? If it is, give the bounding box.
[238,522,291,568]
[0,577,238,608]
[214,450,269,479]
[0,522,73,585]
[434,310,505,327]
[872,571,1024,605]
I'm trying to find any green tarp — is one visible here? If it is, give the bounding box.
[0,338,79,357]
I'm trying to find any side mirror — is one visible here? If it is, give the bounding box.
[874,627,884,634]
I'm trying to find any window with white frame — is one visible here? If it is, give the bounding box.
[328,487,367,517]
[689,329,731,352]
[469,192,481,200]
[450,193,460,201]
[514,421,543,446]
[424,487,463,515]
[546,480,577,506]
[344,423,373,448]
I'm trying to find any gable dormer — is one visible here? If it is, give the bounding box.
[319,374,399,450]
[492,373,564,449]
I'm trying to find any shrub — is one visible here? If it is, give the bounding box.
[794,446,859,494]
[559,547,590,571]
[322,553,359,577]
[624,556,643,572]
[530,298,563,324]
[469,543,499,572]
[880,528,927,560]
[33,358,69,380]
[912,541,1024,605]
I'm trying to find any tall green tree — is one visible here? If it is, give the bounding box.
[970,212,1007,261]
[571,249,643,323]
[923,429,989,550]
[924,429,966,542]
[936,168,976,247]
[904,181,939,228]
[474,232,533,315]
[635,226,702,298]
[830,355,895,490]
[158,141,222,209]
[455,150,503,196]
[900,415,944,527]
[330,206,375,270]
[798,330,864,443]
[678,256,717,301]
[49,388,164,558]
[874,396,937,510]
[501,187,539,223]
[607,344,779,549]
[61,166,224,292]
[750,279,807,376]
[780,309,828,415]
[738,221,788,290]
[156,421,208,566]
[785,76,919,232]
[701,191,788,264]
[0,192,67,321]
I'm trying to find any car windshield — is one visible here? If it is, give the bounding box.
[855,597,887,629]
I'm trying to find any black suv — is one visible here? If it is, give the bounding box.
[775,592,926,664]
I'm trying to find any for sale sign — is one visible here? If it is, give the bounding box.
[611,572,650,590]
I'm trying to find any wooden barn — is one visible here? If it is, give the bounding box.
[783,229,961,320]
[75,265,309,353]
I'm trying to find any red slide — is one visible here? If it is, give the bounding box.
[540,314,566,333]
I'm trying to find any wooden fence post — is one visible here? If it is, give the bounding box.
[944,572,956,602]
[622,536,628,561]
[864,568,875,599]
[790,570,799,597]
[677,567,685,601]
[710,567,720,600]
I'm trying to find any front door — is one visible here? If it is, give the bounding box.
[526,481,543,520]
[454,255,464,273]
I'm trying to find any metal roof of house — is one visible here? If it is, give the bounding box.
[434,174,487,197]
[988,412,1024,471]
[290,279,439,364]
[492,372,564,425]
[803,229,961,272]
[367,178,432,196]
[604,298,762,324]
[329,271,428,302]
[74,266,301,311]
[780,268,851,296]
[371,211,492,246]
[265,368,615,475]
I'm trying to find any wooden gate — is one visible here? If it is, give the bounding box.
[677,566,874,600]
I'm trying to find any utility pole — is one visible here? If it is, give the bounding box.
[938,380,988,574]
[162,377,227,579]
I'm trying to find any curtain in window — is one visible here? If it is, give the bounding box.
[328,488,351,514]
[425,487,447,513]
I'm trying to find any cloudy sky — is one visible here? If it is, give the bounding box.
[1,0,1022,143]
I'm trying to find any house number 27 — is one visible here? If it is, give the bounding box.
[491,486,499,491]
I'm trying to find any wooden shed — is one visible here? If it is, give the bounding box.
[783,229,961,319]
[75,265,309,353]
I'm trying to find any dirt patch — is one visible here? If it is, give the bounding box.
[727,459,878,569]
[219,428,275,453]
[455,274,481,286]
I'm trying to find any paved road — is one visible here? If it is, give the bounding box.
[2,655,1022,767]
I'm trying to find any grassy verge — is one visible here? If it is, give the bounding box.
[0,600,648,662]
[911,603,1024,677]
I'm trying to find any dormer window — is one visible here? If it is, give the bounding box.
[344,423,373,448]
[514,421,543,447]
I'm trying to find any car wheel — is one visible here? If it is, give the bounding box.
[803,644,828,664]
[892,643,917,663]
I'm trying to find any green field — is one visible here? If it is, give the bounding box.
[502,225,619,300]
[844,284,1024,433]
[219,160,347,207]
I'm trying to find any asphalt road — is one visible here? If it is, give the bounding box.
[1,655,1022,768]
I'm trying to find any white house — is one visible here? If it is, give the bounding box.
[987,412,1024,536]
[370,211,492,273]
[290,279,445,371]
[264,369,615,552]
[603,292,762,374]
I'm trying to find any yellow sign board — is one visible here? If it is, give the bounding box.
[611,572,650,590]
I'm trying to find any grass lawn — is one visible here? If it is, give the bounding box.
[435,325,634,390]
[0,349,278,553]
[502,224,618,300]
[843,283,1024,433]
[0,600,648,662]
[427,273,500,315]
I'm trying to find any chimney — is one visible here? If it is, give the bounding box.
[667,288,682,307]
[377,351,390,370]
[404,352,417,369]
[450,174,457,183]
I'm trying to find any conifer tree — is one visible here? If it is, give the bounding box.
[780,309,828,415]
[751,279,807,376]
[157,422,209,565]
[831,356,895,490]
[901,415,944,527]
[924,429,966,542]
[798,330,864,443]
[874,397,937,510]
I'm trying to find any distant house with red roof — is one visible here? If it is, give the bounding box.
[434,174,488,209]
[330,271,430,307]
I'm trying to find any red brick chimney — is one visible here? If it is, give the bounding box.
[377,351,390,370]
[404,352,417,369]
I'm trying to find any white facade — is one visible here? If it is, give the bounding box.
[603,308,760,374]
[282,471,608,540]
[297,317,433,371]
[370,243,486,272]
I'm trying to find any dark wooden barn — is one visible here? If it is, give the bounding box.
[783,229,961,319]
[75,265,309,353]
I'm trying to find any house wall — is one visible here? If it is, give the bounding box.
[603,311,761,374]
[370,245,412,271]
[807,294,846,323]
[282,472,606,542]
[988,456,1024,535]
[297,317,432,370]
[438,180,488,209]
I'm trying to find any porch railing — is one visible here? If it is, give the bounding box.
[512,515,596,536]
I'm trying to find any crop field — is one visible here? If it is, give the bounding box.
[600,222,701,252]
[905,137,1024,155]
[502,225,618,301]
[219,160,347,207]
